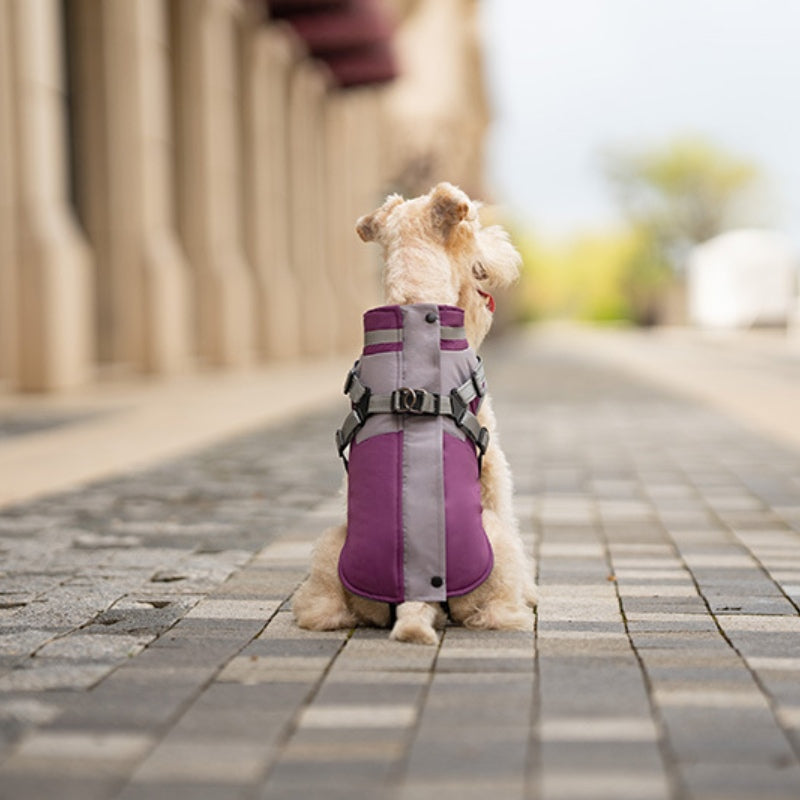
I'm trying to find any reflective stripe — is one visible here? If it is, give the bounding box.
[440,325,466,340]
[364,326,465,346]
[363,328,402,346]
[401,304,447,601]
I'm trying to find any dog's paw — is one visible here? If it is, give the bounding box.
[293,598,357,632]
[524,583,539,608]
[390,617,439,645]
[462,604,533,632]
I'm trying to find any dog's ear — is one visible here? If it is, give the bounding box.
[429,182,472,235]
[355,213,379,242]
[356,193,403,242]
[478,225,522,288]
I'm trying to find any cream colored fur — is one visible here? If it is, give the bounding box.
[292,182,537,644]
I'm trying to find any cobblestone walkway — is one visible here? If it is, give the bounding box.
[2,330,800,799]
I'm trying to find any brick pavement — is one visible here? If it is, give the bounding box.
[2,329,800,799]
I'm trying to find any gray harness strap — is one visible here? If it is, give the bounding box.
[336,358,490,473]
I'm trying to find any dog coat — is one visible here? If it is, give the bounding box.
[335,303,493,604]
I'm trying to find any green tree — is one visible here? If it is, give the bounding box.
[602,136,764,323]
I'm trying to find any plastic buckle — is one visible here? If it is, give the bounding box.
[343,365,356,396]
[476,426,490,477]
[354,386,371,420]
[449,389,467,424]
[335,428,347,458]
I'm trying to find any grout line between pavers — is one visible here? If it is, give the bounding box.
[523,516,542,800]
[668,456,800,763]
[596,499,690,800]
[383,616,446,795]
[678,540,800,767]
[103,527,314,799]
[240,584,355,798]
[685,457,800,618]
[113,616,284,799]
[715,518,800,619]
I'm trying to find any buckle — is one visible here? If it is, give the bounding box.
[335,428,347,458]
[392,387,435,415]
[343,364,357,395]
[354,386,371,419]
[449,389,467,424]
[471,359,486,398]
[476,426,490,455]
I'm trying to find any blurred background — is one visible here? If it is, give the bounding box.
[1,0,799,397]
[482,0,800,328]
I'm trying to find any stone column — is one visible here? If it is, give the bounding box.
[171,0,255,367]
[0,0,17,387]
[240,23,301,360]
[106,0,192,373]
[8,0,94,391]
[288,60,338,356]
[323,93,358,353]
[324,89,383,353]
[69,0,192,375]
[350,88,384,320]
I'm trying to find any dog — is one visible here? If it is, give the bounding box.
[292,182,537,644]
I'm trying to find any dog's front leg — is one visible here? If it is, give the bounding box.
[477,396,514,521]
[477,397,538,608]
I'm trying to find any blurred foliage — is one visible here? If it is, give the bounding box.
[516,227,666,324]
[513,136,765,326]
[603,135,762,272]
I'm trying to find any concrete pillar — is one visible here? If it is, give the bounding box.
[350,88,384,316]
[0,1,17,388]
[288,60,338,356]
[171,0,255,367]
[69,0,192,375]
[240,23,301,360]
[65,0,110,363]
[8,0,94,391]
[323,93,359,353]
[324,89,382,352]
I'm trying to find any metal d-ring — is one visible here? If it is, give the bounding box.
[400,387,424,413]
[390,387,423,414]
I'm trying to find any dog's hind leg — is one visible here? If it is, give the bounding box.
[448,510,534,631]
[390,601,444,645]
[293,524,357,631]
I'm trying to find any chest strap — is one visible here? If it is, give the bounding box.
[335,359,489,474]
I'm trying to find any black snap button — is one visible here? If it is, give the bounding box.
[425,311,438,323]
[431,576,443,588]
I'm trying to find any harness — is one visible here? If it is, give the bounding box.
[336,348,489,475]
[335,303,493,604]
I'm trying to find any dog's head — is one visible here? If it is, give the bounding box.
[356,182,521,348]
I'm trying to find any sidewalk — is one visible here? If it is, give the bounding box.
[1,325,800,799]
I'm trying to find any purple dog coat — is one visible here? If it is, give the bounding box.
[336,303,493,604]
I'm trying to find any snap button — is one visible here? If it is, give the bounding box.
[425,311,438,323]
[430,576,443,588]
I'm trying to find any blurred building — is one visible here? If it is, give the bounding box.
[688,229,799,330]
[0,0,488,393]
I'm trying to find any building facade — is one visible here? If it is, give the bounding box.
[0,0,488,393]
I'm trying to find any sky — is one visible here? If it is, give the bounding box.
[479,0,800,247]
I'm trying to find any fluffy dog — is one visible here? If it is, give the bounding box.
[292,182,536,644]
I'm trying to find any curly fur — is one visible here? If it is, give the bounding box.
[293,182,537,644]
